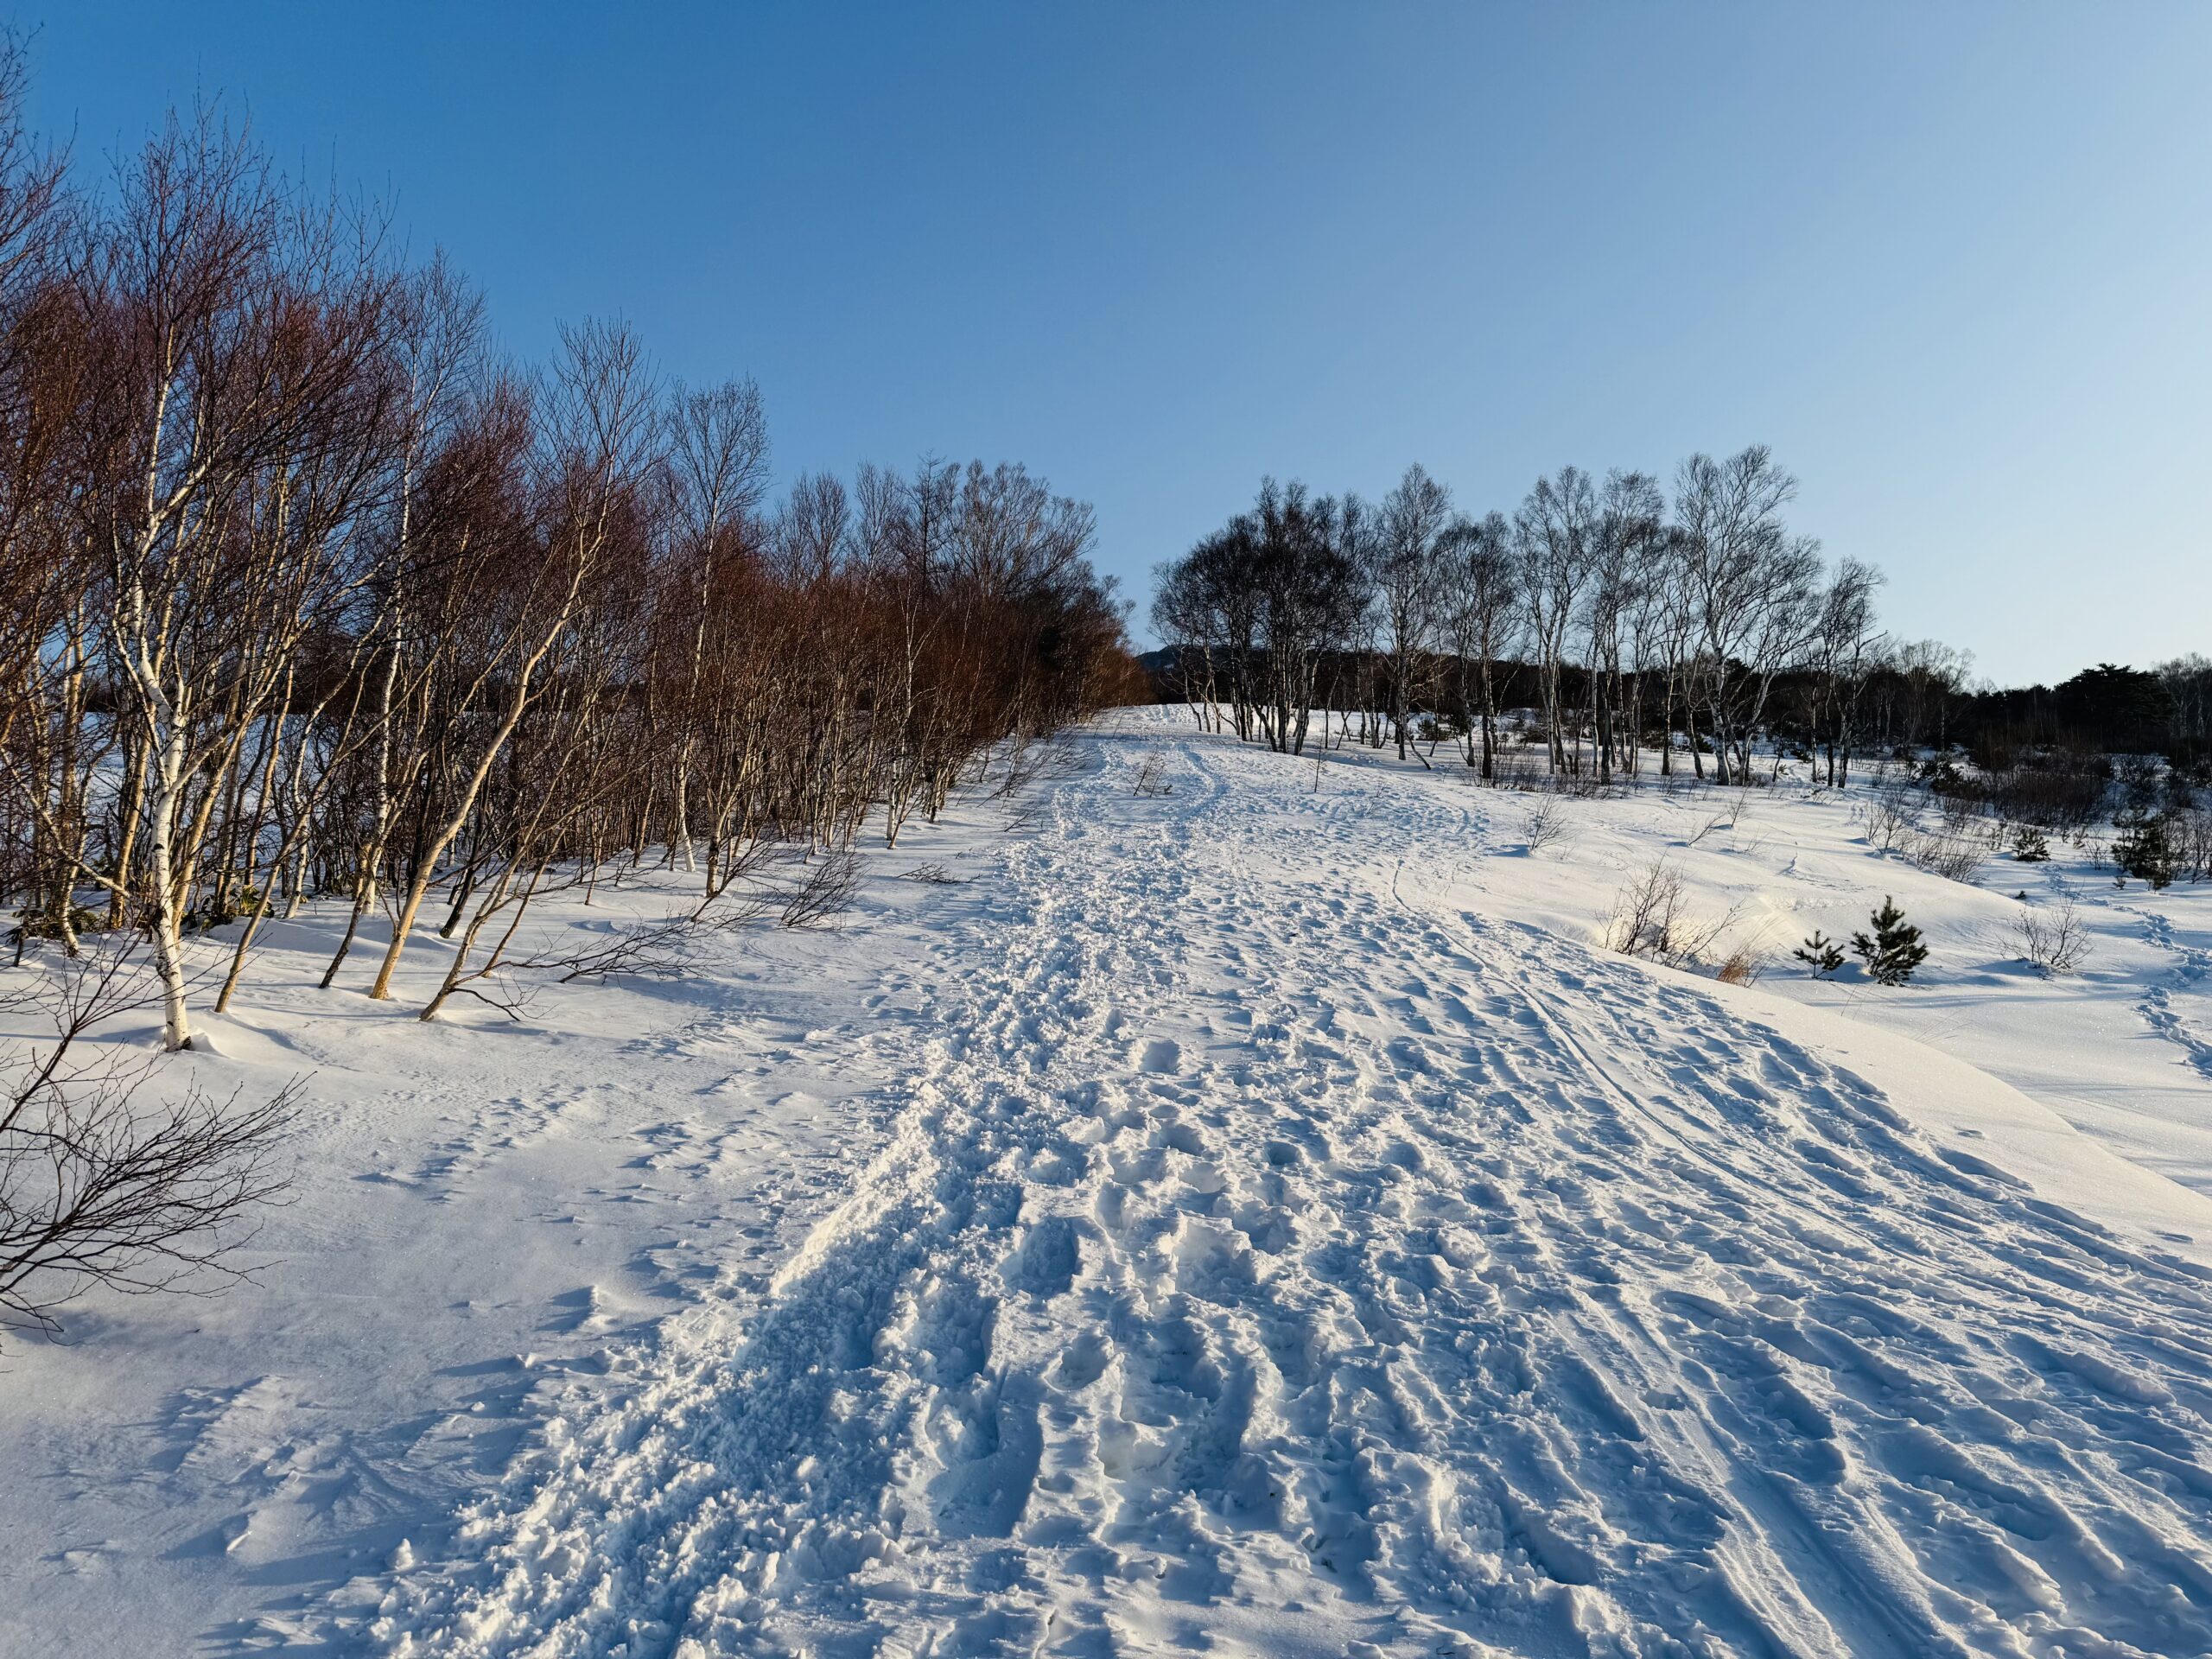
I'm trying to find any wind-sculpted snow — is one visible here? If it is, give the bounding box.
[363,733,2212,1657]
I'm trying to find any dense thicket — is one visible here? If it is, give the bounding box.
[0,65,1136,1058]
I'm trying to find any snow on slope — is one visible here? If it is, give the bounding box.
[1330,728,2212,1208]
[338,721,2212,1658]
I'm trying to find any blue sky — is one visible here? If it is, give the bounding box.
[21,3,2211,682]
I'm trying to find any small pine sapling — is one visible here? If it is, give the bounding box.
[1852,896,1928,986]
[2010,824,2050,863]
[2113,814,2177,890]
[1793,931,1846,976]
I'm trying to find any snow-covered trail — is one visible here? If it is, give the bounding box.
[365,727,2212,1658]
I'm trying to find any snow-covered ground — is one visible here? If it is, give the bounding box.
[7,709,2212,1656]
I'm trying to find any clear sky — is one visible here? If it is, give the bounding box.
[18,3,2211,683]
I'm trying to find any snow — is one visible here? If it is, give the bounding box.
[7,710,2212,1656]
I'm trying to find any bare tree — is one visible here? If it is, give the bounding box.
[316,254,486,985]
[1804,556,1885,786]
[86,109,404,1047]
[365,319,658,1001]
[1671,446,1821,785]
[1368,463,1452,761]
[1440,511,1518,779]
[1584,471,1664,783]
[1516,467,1599,775]
[663,376,769,869]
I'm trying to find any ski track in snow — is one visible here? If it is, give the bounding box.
[356,730,2212,1659]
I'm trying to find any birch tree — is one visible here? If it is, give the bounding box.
[365,320,658,1001]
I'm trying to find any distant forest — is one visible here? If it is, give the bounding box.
[1148,461,2208,783]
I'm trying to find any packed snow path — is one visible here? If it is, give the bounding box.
[366,728,2212,1658]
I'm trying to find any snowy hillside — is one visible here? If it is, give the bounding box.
[9,713,2212,1657]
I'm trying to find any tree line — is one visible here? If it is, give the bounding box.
[0,49,1135,1326]
[1152,452,1902,788]
[1154,458,2212,801]
[1948,659,2212,773]
[0,99,1135,1052]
